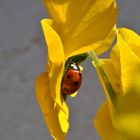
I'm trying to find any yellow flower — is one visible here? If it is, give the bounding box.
[43,0,117,58]
[93,28,140,140]
[36,0,117,139]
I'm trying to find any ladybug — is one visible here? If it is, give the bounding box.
[61,62,82,95]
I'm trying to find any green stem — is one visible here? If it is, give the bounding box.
[89,51,118,107]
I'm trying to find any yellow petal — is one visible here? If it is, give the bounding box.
[44,109,67,140]
[110,42,121,84]
[41,19,68,114]
[43,0,117,58]
[116,94,140,139]
[100,59,121,95]
[118,28,140,58]
[109,29,140,95]
[94,102,124,140]
[43,0,69,24]
[92,60,117,121]
[115,71,140,139]
[36,72,52,114]
[41,19,64,65]
[94,26,117,55]
[93,28,140,140]
[113,31,140,95]
[36,72,69,140]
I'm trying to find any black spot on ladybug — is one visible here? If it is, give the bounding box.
[67,75,71,79]
[73,81,79,86]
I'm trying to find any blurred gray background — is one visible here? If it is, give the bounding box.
[0,0,140,140]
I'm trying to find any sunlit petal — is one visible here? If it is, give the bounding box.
[43,0,117,58]
[118,28,140,58]
[94,102,124,140]
[112,30,140,95]
[115,71,140,139]
[93,28,140,140]
[41,19,68,114]
[36,72,69,140]
[100,59,121,95]
[41,19,64,65]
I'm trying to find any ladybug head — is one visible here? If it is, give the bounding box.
[65,62,80,72]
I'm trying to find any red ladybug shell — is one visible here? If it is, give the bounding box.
[61,69,82,95]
